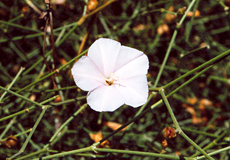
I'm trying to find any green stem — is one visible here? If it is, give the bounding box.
[0,67,25,101]
[10,49,88,95]
[181,127,218,138]
[0,95,58,122]
[95,148,195,160]
[185,0,200,42]
[51,96,86,106]
[0,20,41,33]
[2,129,32,141]
[0,86,43,107]
[0,33,43,43]
[192,128,230,157]
[8,106,48,160]
[159,89,214,160]
[180,131,214,160]
[153,0,197,87]
[44,104,88,148]
[8,14,24,23]
[11,86,79,93]
[0,117,16,140]
[128,92,156,130]
[196,146,230,160]
[33,146,93,160]
[99,65,213,145]
[16,148,49,160]
[163,47,230,89]
[159,88,181,131]
[33,146,195,160]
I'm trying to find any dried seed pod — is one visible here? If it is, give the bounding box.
[162,127,176,139]
[5,135,18,148]
[87,0,98,13]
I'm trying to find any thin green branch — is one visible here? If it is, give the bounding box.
[9,49,88,96]
[0,67,25,101]
[1,129,32,141]
[153,0,197,87]
[159,89,214,160]
[98,65,213,146]
[0,20,41,33]
[0,117,16,140]
[196,146,230,160]
[32,146,93,160]
[192,128,230,157]
[0,86,43,108]
[44,104,88,148]
[159,88,181,131]
[163,47,230,89]
[0,95,58,122]
[95,148,195,160]
[8,106,48,160]
[11,86,79,93]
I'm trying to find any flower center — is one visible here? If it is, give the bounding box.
[105,73,119,86]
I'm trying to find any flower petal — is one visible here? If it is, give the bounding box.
[88,38,121,77]
[118,75,148,107]
[115,54,149,79]
[71,56,104,91]
[87,85,124,112]
[114,46,144,71]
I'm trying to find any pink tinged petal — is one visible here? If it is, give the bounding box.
[71,56,104,91]
[118,75,148,107]
[115,54,149,79]
[88,38,121,77]
[114,46,144,71]
[87,85,124,112]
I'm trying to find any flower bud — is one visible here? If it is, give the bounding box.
[162,127,176,139]
[5,135,18,148]
[87,0,98,13]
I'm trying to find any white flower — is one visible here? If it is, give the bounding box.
[71,38,149,112]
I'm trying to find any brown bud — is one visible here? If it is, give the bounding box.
[5,135,18,148]
[162,127,176,139]
[54,95,62,102]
